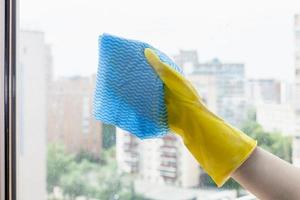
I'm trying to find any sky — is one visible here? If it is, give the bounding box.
[20,0,300,80]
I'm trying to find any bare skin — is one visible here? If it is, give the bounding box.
[231,147,300,200]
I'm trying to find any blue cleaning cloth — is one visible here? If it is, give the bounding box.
[93,33,182,139]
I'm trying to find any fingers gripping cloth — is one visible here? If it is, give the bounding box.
[93,34,182,139]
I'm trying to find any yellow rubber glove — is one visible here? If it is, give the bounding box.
[144,48,257,187]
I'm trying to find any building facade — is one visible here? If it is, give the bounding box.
[173,50,199,74]
[196,59,247,127]
[116,129,200,188]
[256,104,296,135]
[246,79,294,106]
[246,79,281,105]
[47,75,102,157]
[292,135,300,167]
[116,131,140,174]
[293,14,300,166]
[295,15,300,134]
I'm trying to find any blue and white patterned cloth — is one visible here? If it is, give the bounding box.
[93,33,182,139]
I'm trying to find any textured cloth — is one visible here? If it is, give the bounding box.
[93,34,182,139]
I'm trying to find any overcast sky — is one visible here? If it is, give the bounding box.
[21,0,300,80]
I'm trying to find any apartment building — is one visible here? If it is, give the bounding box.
[47,75,102,157]
[293,14,300,166]
[256,104,296,135]
[116,129,200,188]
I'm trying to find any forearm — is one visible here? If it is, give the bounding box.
[232,147,300,200]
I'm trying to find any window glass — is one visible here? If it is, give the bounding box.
[19,1,300,200]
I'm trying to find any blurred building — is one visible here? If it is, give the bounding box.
[246,79,281,105]
[116,129,200,188]
[173,50,199,74]
[18,30,51,200]
[116,132,140,173]
[293,14,300,166]
[256,104,295,135]
[292,135,300,167]
[196,59,246,127]
[47,75,102,157]
[295,15,300,133]
[246,79,293,106]
[253,80,296,136]
[280,81,294,105]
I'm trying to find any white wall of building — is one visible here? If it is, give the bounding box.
[256,104,295,135]
[294,14,300,135]
[292,135,300,167]
[139,139,162,183]
[179,141,200,188]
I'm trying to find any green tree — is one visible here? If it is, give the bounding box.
[47,144,145,200]
[94,147,144,199]
[241,120,292,162]
[102,124,116,149]
[75,149,100,163]
[47,143,74,193]
[60,160,98,200]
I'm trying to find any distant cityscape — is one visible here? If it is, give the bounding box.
[18,14,300,200]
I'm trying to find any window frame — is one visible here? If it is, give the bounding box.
[0,0,4,198]
[1,0,17,199]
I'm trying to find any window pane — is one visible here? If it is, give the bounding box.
[19,1,299,200]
